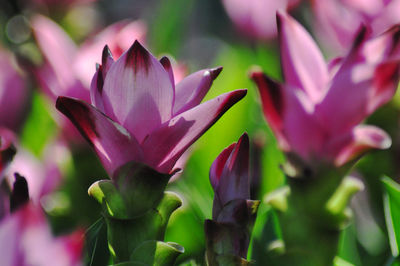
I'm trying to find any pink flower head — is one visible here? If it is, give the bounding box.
[312,0,400,54]
[0,203,83,266]
[221,0,300,40]
[209,133,250,219]
[56,41,247,176]
[251,12,400,167]
[32,15,147,103]
[0,48,29,132]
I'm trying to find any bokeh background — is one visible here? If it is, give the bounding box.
[1,0,399,265]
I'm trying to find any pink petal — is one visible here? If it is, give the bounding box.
[31,15,78,93]
[250,71,289,150]
[209,143,235,190]
[90,45,115,112]
[317,59,400,135]
[101,40,174,143]
[334,125,391,166]
[277,11,328,102]
[56,96,143,176]
[282,86,325,160]
[173,67,222,116]
[141,89,247,173]
[160,56,176,90]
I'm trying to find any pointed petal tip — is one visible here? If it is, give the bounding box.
[160,56,172,68]
[102,45,113,63]
[209,66,223,80]
[122,39,153,75]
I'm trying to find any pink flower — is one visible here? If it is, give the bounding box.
[221,0,300,40]
[56,41,247,176]
[0,203,83,266]
[32,15,146,102]
[312,0,400,54]
[0,48,29,132]
[209,133,250,219]
[206,133,259,260]
[251,12,400,167]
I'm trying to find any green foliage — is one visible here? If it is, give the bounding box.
[21,92,56,156]
[382,176,400,258]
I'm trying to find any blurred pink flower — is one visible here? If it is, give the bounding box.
[0,48,29,132]
[5,140,69,204]
[312,0,400,54]
[0,203,83,266]
[32,15,146,102]
[56,41,247,176]
[251,12,400,166]
[221,0,300,40]
[30,0,96,7]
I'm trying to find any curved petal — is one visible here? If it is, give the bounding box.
[250,70,289,150]
[56,96,143,176]
[277,11,328,102]
[160,56,175,89]
[31,15,77,92]
[173,67,222,115]
[101,40,174,143]
[209,143,235,190]
[141,89,247,173]
[317,60,400,135]
[334,125,391,166]
[90,45,115,112]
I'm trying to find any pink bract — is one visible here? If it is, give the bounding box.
[221,0,300,40]
[57,41,247,176]
[251,12,400,167]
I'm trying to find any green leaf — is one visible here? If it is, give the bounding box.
[382,176,400,257]
[129,240,184,265]
[106,192,182,262]
[88,180,128,219]
[114,161,172,218]
[21,92,56,156]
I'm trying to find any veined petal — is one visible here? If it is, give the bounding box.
[56,96,143,176]
[277,11,328,102]
[334,125,391,166]
[101,40,174,143]
[141,89,247,173]
[209,143,235,190]
[250,70,289,150]
[31,15,78,91]
[173,67,223,115]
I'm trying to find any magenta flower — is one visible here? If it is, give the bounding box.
[0,203,83,266]
[0,48,29,132]
[221,0,300,40]
[251,12,400,167]
[206,133,259,262]
[312,0,400,54]
[32,15,147,102]
[56,40,246,176]
[210,133,250,219]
